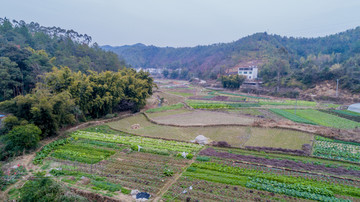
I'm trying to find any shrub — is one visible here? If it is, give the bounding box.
[196,156,211,162]
[104,114,116,119]
[163,168,174,176]
[186,153,194,159]
[19,172,87,201]
[3,124,41,157]
[0,115,20,135]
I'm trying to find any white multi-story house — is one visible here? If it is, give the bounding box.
[238,66,258,79]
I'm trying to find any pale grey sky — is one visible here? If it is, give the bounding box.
[1,0,360,47]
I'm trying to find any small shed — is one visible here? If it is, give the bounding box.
[348,103,360,113]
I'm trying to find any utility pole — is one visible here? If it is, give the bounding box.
[336,79,339,97]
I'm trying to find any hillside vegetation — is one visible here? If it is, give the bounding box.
[0,18,127,101]
[103,28,360,93]
[0,19,154,160]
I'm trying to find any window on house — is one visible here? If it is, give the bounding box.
[244,72,247,74]
[239,71,242,74]
[249,76,251,79]
[249,72,252,74]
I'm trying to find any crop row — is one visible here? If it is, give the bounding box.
[51,143,116,164]
[246,178,350,202]
[260,100,316,106]
[218,91,270,99]
[200,148,360,178]
[312,140,360,163]
[333,110,360,117]
[33,138,72,165]
[186,162,360,198]
[269,109,317,125]
[320,110,360,123]
[71,131,203,154]
[286,109,360,129]
[51,151,190,196]
[186,101,260,109]
[145,103,184,113]
[315,136,360,147]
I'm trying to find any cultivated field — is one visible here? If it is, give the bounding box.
[28,123,359,202]
[108,114,313,149]
[6,80,360,201]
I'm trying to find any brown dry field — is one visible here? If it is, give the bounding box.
[149,110,255,126]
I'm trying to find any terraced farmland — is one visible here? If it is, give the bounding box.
[108,114,313,149]
[164,149,360,202]
[35,128,199,198]
[31,123,360,201]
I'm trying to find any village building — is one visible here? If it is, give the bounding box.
[238,66,258,80]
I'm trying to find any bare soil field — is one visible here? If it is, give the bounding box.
[148,110,255,126]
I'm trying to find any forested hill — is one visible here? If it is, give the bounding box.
[103,27,360,93]
[0,18,128,101]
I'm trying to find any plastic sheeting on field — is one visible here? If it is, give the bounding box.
[348,103,360,113]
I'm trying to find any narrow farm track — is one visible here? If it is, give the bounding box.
[153,160,195,201]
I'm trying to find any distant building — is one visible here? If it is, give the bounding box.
[238,66,258,80]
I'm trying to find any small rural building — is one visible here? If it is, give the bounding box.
[238,66,258,79]
[348,103,360,113]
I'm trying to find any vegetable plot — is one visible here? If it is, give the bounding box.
[269,109,317,125]
[70,131,203,154]
[260,100,316,106]
[286,109,360,129]
[165,160,359,201]
[146,103,184,113]
[313,136,360,162]
[186,101,260,109]
[51,143,115,164]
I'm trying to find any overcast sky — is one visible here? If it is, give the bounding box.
[1,0,360,47]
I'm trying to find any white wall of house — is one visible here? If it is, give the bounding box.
[238,66,258,79]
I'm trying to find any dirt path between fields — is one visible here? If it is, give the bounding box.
[153,160,194,202]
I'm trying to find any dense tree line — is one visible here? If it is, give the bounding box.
[0,19,154,159]
[221,75,246,89]
[0,67,154,159]
[0,18,127,101]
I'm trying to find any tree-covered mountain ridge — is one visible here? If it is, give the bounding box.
[102,26,360,93]
[0,18,129,101]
